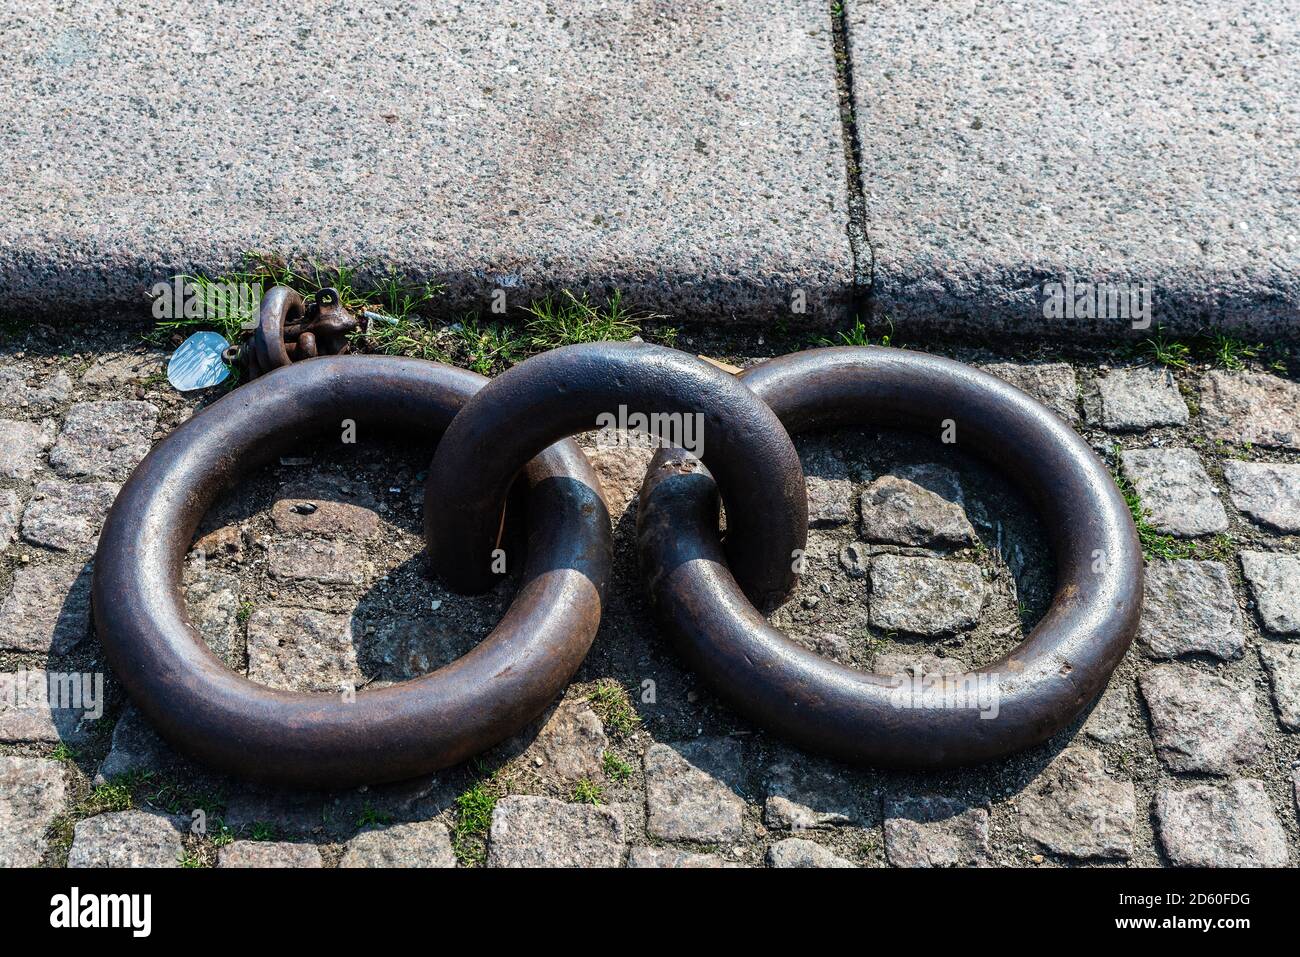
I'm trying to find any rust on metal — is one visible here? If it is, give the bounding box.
[225,285,362,380]
[636,346,1144,769]
[424,341,808,609]
[93,355,611,789]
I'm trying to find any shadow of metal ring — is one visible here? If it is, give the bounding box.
[425,342,807,609]
[637,346,1143,769]
[93,356,611,788]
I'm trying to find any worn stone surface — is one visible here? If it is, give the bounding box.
[1222,461,1300,532]
[1259,643,1300,730]
[20,479,120,552]
[766,837,854,868]
[272,475,381,539]
[869,555,984,635]
[0,368,71,414]
[0,561,92,654]
[267,537,369,586]
[1095,367,1189,430]
[509,698,609,784]
[80,351,166,387]
[218,840,324,868]
[246,606,360,693]
[627,846,736,868]
[859,475,975,547]
[847,0,1300,336]
[95,704,179,785]
[488,796,626,868]
[1201,371,1300,449]
[585,444,655,518]
[340,821,456,868]
[0,1,851,322]
[837,540,869,578]
[67,810,186,868]
[183,570,243,669]
[1120,448,1228,536]
[981,362,1079,421]
[1140,664,1266,775]
[1136,560,1246,660]
[1017,748,1135,859]
[644,738,746,842]
[0,669,97,743]
[806,476,855,527]
[0,756,66,867]
[0,489,19,552]
[884,793,990,867]
[764,748,865,830]
[1155,780,1288,867]
[48,400,158,480]
[1240,551,1300,635]
[0,417,54,480]
[1082,680,1134,744]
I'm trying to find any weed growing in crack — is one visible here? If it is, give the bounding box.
[588,681,641,739]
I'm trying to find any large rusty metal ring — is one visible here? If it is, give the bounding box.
[426,342,807,608]
[637,346,1143,769]
[93,356,611,788]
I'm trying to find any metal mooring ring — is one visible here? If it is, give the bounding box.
[93,356,611,788]
[637,346,1143,769]
[425,342,808,609]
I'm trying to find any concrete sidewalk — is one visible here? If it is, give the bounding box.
[0,0,1296,335]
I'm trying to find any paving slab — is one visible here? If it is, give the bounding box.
[846,0,1300,335]
[0,0,851,322]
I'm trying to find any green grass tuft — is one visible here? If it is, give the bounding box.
[816,316,896,348]
[571,778,604,805]
[602,751,633,782]
[587,681,641,739]
[523,289,648,350]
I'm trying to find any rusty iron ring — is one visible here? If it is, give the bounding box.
[93,356,611,788]
[252,284,303,375]
[637,346,1143,769]
[425,342,808,609]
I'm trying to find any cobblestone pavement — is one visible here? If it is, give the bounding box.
[2,322,1298,868]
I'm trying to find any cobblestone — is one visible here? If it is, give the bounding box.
[339,822,456,868]
[67,810,186,868]
[980,362,1079,422]
[0,756,67,867]
[859,475,975,547]
[1259,643,1300,730]
[766,838,855,868]
[1120,447,1228,536]
[644,738,746,843]
[1016,748,1135,860]
[884,792,990,867]
[0,417,54,480]
[48,400,158,480]
[1095,367,1189,430]
[1140,665,1266,775]
[1136,560,1246,660]
[1222,461,1300,533]
[219,840,324,868]
[1240,551,1300,635]
[0,561,92,654]
[20,480,120,552]
[488,796,626,868]
[1200,371,1300,450]
[869,555,984,635]
[246,606,361,693]
[1155,779,1288,867]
